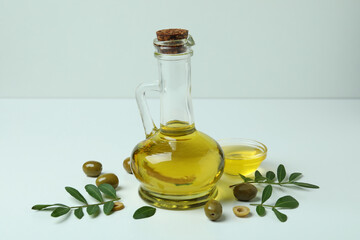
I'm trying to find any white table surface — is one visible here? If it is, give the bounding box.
[1,99,359,240]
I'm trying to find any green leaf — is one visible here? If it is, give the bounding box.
[32,204,54,210]
[32,203,68,210]
[292,182,319,189]
[272,208,287,222]
[254,171,266,182]
[32,204,53,210]
[65,187,88,204]
[103,201,114,215]
[98,184,118,199]
[133,206,156,219]
[239,174,253,182]
[74,208,84,219]
[256,205,266,216]
[266,171,276,181]
[245,177,253,182]
[87,205,100,215]
[85,184,103,202]
[277,164,286,183]
[275,195,299,209]
[239,174,249,182]
[261,185,273,204]
[51,207,70,217]
[289,172,302,182]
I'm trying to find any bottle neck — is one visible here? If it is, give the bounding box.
[157,54,195,135]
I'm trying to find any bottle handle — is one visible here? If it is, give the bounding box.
[135,82,160,138]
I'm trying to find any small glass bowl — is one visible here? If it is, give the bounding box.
[218,138,267,176]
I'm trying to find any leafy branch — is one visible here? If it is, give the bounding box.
[228,164,319,222]
[250,185,299,222]
[32,183,121,219]
[229,164,319,189]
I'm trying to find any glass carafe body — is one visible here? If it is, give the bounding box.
[131,36,224,209]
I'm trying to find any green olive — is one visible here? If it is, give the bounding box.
[204,199,222,221]
[96,173,119,189]
[233,183,257,201]
[82,161,102,177]
[123,157,132,174]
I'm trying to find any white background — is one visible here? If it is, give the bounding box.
[1,0,359,98]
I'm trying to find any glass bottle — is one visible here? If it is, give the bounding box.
[131,30,224,209]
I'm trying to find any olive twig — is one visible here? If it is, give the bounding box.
[32,183,123,219]
[229,164,319,222]
[68,198,121,209]
[229,181,318,188]
[229,165,319,189]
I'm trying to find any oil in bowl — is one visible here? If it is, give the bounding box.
[218,138,267,176]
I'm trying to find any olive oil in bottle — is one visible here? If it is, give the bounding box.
[132,122,224,209]
[131,29,224,209]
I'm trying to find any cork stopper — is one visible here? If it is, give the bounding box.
[156,29,188,41]
[154,29,192,54]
